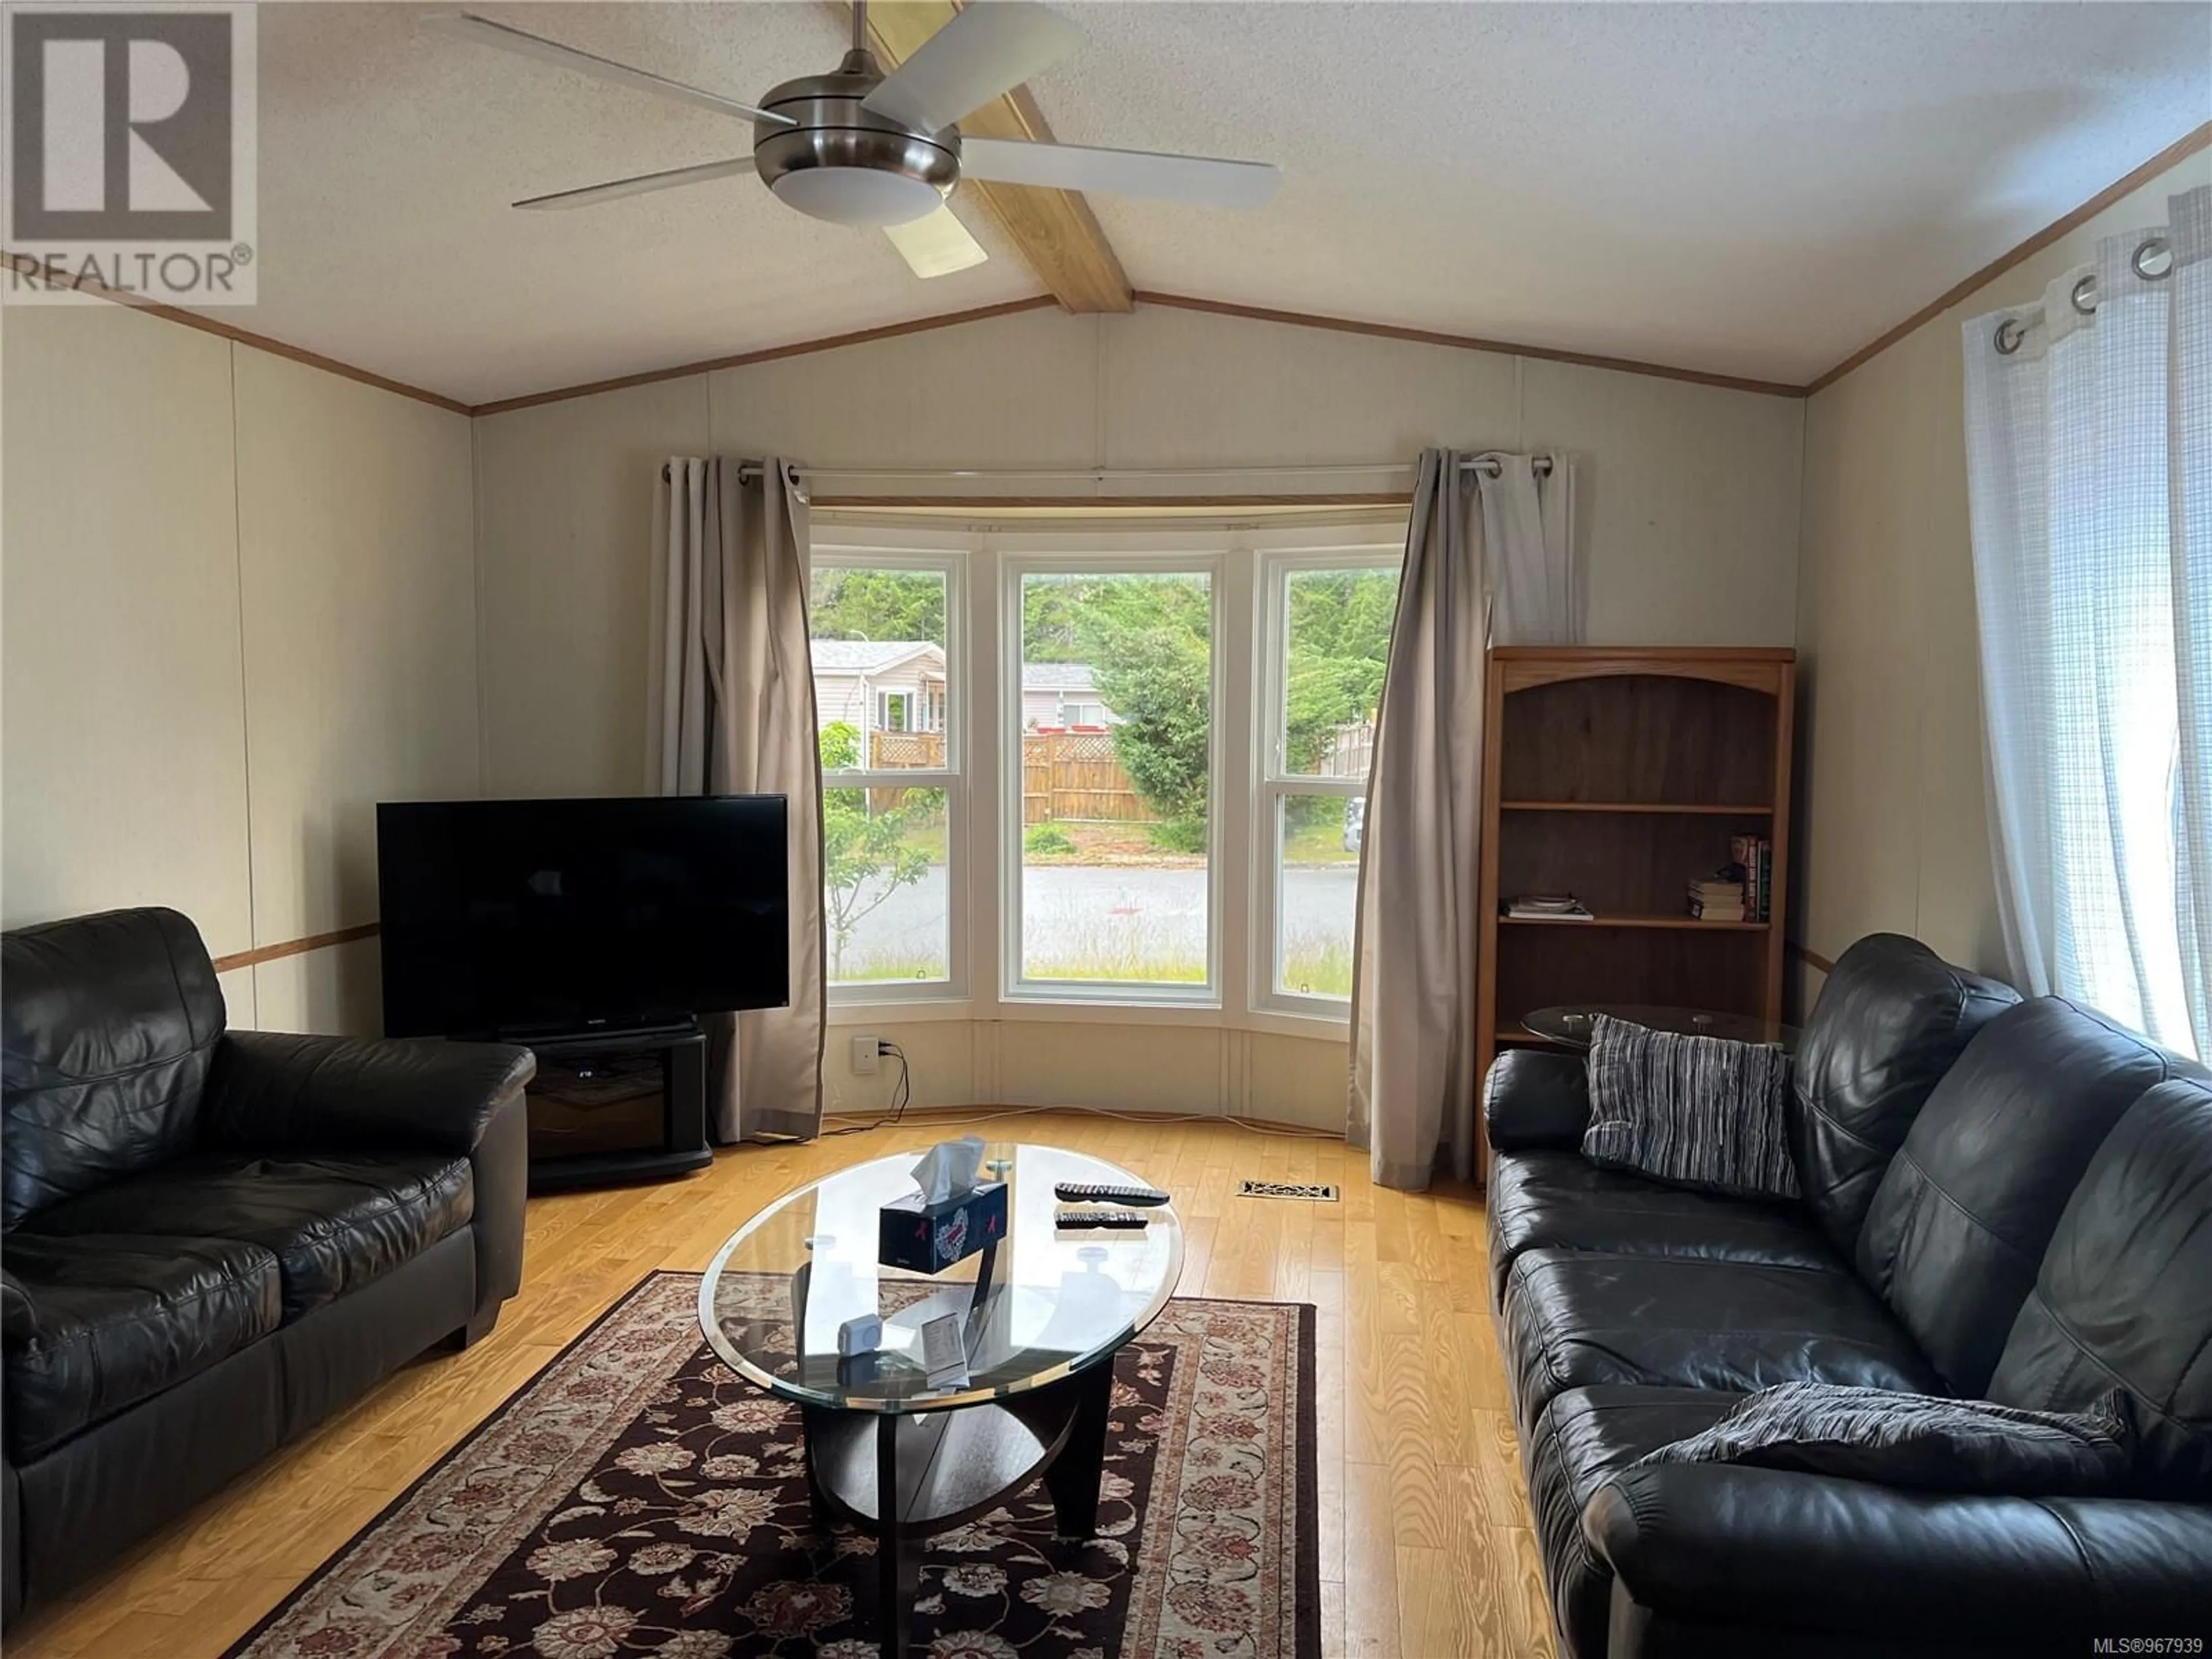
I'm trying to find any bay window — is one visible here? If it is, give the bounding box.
[815,517,1404,1027]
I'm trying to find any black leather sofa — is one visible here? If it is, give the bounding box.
[0,908,535,1620]
[1485,932,2212,1658]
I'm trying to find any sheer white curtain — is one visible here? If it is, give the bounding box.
[647,457,828,1140]
[1964,183,2209,1060]
[1349,450,1578,1188]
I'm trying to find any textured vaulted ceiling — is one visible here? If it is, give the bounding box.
[231,2,2209,405]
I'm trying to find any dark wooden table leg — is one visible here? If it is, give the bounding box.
[1043,1359,1114,1540]
[876,1415,916,1659]
[801,1406,834,1532]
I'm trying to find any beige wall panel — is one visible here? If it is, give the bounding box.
[709,308,1099,477]
[233,347,478,945]
[1246,1030,1349,1130]
[997,1021,1224,1113]
[1520,359,1802,646]
[253,936,381,1036]
[1796,343,1930,959]
[475,374,710,797]
[823,1018,977,1117]
[0,305,252,951]
[219,966,258,1032]
[1096,306,1518,476]
[1793,150,2209,979]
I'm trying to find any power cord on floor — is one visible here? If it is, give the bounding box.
[825,1040,911,1136]
[820,1097,1341,1141]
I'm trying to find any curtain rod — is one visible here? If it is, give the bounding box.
[700,457,1552,484]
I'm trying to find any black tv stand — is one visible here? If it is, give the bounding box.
[518,1021,711,1194]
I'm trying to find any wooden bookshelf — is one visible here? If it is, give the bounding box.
[1497,912,1771,931]
[1501,800,1774,816]
[1474,646,1797,1145]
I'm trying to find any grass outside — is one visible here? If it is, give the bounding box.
[834,933,1355,995]
[1283,816,1359,867]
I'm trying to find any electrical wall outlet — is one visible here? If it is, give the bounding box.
[849,1034,880,1076]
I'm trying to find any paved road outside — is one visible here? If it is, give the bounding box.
[831,863,1357,979]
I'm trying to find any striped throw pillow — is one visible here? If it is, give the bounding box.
[1634,1381,2135,1496]
[1582,1014,1800,1200]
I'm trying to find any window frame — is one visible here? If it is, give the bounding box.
[808,513,1407,1034]
[1251,547,1403,1019]
[811,545,968,1006]
[999,548,1228,1010]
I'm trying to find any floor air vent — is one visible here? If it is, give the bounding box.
[1236,1179,1340,1202]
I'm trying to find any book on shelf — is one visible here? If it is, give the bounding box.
[1729,833,1774,922]
[1688,868,1745,921]
[1505,894,1594,921]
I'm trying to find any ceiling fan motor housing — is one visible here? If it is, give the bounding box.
[753,52,959,227]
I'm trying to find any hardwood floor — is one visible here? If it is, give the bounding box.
[7,1109,1555,1659]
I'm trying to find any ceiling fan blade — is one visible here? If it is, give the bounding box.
[516,156,758,211]
[860,1,1083,134]
[883,204,990,278]
[422,11,795,127]
[960,136,1279,209]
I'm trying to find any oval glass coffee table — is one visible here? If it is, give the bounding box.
[698,1143,1181,1659]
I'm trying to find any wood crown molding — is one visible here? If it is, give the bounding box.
[2,252,470,415]
[853,1,1132,314]
[210,922,380,975]
[1806,121,2212,394]
[1131,290,1810,399]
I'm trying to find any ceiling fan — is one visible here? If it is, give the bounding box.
[424,1,1281,278]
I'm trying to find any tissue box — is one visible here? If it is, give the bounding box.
[878,1182,1007,1274]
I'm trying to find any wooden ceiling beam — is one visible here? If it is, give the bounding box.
[844,1,1132,313]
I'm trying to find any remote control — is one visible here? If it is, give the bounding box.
[1054,1182,1171,1207]
[1055,1208,1149,1230]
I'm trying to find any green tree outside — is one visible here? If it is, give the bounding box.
[1018,569,1395,835]
[809,568,945,644]
[819,722,930,978]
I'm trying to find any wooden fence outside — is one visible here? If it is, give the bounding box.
[856,728,1150,824]
[1320,720,1376,779]
[1025,732,1150,824]
[869,730,944,770]
[858,729,945,815]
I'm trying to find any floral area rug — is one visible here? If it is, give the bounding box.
[225,1272,1318,1659]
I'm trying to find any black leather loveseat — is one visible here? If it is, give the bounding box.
[0,907,535,1620]
[1484,932,2212,1658]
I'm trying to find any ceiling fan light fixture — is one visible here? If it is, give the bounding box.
[770,165,944,228]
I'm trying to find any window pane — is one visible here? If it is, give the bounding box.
[1275,793,1362,999]
[1281,567,1399,778]
[809,566,949,770]
[824,786,948,985]
[1018,570,1212,987]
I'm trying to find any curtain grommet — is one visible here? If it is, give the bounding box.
[2070,275,2098,316]
[1994,317,2028,356]
[2133,236,2174,281]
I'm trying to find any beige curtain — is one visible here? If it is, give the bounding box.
[1349,449,1577,1188]
[647,457,825,1142]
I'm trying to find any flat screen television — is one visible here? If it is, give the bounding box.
[376,796,790,1039]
